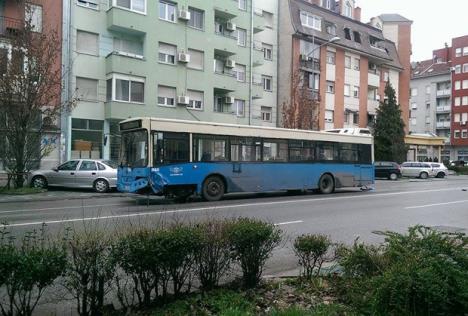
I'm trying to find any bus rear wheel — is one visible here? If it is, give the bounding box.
[202,176,225,201]
[318,174,335,194]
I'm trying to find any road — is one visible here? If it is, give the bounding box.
[1,177,468,276]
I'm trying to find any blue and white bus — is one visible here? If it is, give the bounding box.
[117,117,374,201]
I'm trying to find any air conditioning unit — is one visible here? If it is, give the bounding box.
[300,54,308,61]
[226,22,236,31]
[178,9,191,21]
[461,121,467,126]
[178,52,191,63]
[177,95,190,105]
[225,59,236,68]
[224,96,235,104]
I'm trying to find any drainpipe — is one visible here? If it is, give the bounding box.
[61,0,72,162]
[248,0,254,125]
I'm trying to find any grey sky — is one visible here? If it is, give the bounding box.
[356,0,467,62]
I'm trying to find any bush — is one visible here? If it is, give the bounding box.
[195,219,233,290]
[0,226,66,316]
[228,218,282,288]
[293,234,332,279]
[337,241,386,278]
[65,228,115,316]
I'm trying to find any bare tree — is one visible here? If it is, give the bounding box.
[281,69,321,130]
[0,2,75,188]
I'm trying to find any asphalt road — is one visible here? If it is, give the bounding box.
[1,177,468,276]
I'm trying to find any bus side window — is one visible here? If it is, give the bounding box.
[359,144,372,164]
[193,135,228,162]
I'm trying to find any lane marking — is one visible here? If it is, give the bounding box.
[2,187,466,228]
[0,203,126,215]
[405,199,468,209]
[275,220,304,226]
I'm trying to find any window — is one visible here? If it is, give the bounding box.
[353,58,360,70]
[263,11,274,28]
[188,7,204,29]
[25,4,42,32]
[187,89,203,110]
[454,130,460,138]
[231,138,261,162]
[455,65,461,74]
[455,81,461,90]
[325,110,334,123]
[233,99,245,117]
[261,106,272,122]
[463,113,468,122]
[263,140,288,162]
[353,112,359,124]
[71,119,104,159]
[353,86,360,98]
[234,64,246,82]
[112,0,145,13]
[79,161,97,171]
[339,143,359,163]
[425,85,431,94]
[77,0,98,10]
[411,88,418,96]
[325,23,336,35]
[187,49,204,70]
[455,97,461,106]
[238,0,247,10]
[158,42,176,64]
[193,135,228,161]
[326,51,335,64]
[263,43,273,60]
[111,76,144,103]
[411,103,417,110]
[76,77,98,101]
[411,118,417,125]
[305,72,319,90]
[464,47,468,56]
[317,142,336,161]
[344,2,353,18]
[463,130,468,139]
[344,56,351,68]
[262,75,272,91]
[344,84,350,97]
[463,80,468,89]
[300,11,321,31]
[158,85,176,106]
[344,28,351,40]
[113,37,143,58]
[289,140,315,162]
[323,0,332,9]
[154,132,190,164]
[76,30,99,55]
[463,96,468,105]
[455,48,462,57]
[159,1,176,22]
[353,31,361,44]
[464,64,468,73]
[237,28,247,46]
[455,113,461,122]
[326,81,335,94]
[58,160,80,171]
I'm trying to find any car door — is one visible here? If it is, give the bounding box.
[48,160,79,187]
[75,160,98,188]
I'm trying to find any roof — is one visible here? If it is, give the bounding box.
[289,0,403,70]
[378,14,412,23]
[411,59,451,79]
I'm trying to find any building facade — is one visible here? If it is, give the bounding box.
[278,0,411,132]
[63,0,278,161]
[410,35,468,162]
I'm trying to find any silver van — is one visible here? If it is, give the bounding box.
[400,162,435,179]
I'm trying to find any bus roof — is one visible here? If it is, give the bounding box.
[120,117,373,145]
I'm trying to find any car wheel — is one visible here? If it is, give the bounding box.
[202,176,225,201]
[389,173,398,181]
[419,172,429,179]
[437,172,445,179]
[93,179,109,193]
[318,174,335,194]
[31,176,47,189]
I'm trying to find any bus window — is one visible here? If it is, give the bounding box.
[193,135,228,162]
[289,140,315,162]
[121,130,148,167]
[359,144,372,164]
[339,143,359,163]
[317,142,337,161]
[231,137,261,162]
[153,132,189,165]
[263,139,288,162]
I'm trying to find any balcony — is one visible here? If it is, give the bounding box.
[436,89,451,97]
[253,17,265,34]
[367,99,379,114]
[300,58,320,71]
[436,105,451,113]
[252,44,264,67]
[214,33,238,56]
[0,16,23,38]
[214,4,238,20]
[106,52,146,75]
[252,74,263,99]
[213,70,237,92]
[436,121,451,129]
[107,7,146,35]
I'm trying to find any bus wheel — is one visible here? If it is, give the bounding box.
[202,176,225,201]
[318,174,335,194]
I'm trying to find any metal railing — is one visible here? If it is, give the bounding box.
[300,58,320,71]
[0,16,23,37]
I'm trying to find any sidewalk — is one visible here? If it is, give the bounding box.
[0,190,130,203]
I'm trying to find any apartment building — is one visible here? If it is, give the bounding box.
[63,0,278,161]
[278,0,411,131]
[0,0,63,169]
[410,35,468,162]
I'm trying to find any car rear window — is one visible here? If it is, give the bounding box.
[102,160,118,169]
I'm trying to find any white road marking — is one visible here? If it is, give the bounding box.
[1,187,466,228]
[0,203,126,215]
[405,199,468,209]
[275,220,304,226]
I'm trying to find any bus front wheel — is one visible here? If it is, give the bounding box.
[318,174,335,194]
[202,176,225,201]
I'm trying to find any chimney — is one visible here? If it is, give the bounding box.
[354,6,361,22]
[445,42,449,62]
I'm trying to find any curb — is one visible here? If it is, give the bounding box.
[0,192,131,204]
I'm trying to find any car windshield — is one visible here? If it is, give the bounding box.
[102,160,118,169]
[120,130,148,168]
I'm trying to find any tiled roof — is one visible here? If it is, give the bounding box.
[378,14,412,23]
[290,0,403,70]
[411,59,451,79]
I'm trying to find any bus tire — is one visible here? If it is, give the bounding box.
[202,176,225,201]
[318,174,335,194]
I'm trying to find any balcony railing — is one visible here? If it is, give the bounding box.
[436,105,451,112]
[436,89,451,97]
[0,16,23,37]
[436,121,451,128]
[214,31,237,40]
[300,58,320,71]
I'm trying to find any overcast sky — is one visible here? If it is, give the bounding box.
[356,0,467,62]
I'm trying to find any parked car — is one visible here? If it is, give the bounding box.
[431,163,449,178]
[450,160,465,167]
[374,161,401,180]
[29,159,118,193]
[400,162,435,179]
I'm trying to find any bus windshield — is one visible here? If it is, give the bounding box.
[120,130,148,168]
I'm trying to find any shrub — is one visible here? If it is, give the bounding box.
[65,228,115,316]
[228,218,282,288]
[0,226,66,316]
[293,234,332,279]
[195,219,233,290]
[337,241,386,278]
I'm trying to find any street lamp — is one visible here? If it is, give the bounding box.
[306,36,340,58]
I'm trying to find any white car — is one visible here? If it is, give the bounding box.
[400,162,435,179]
[431,163,448,178]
